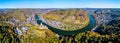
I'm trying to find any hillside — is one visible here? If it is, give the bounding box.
[40,9,89,31]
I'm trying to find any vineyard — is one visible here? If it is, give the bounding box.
[41,9,89,31]
[0,9,120,43]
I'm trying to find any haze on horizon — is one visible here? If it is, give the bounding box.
[0,0,120,8]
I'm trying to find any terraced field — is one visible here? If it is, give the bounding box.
[40,9,89,31]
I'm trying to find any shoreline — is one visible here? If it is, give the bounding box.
[35,12,96,35]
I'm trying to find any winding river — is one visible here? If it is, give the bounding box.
[35,13,96,35]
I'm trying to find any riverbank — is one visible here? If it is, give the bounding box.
[35,12,96,35]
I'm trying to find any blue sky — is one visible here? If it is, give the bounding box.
[0,0,120,8]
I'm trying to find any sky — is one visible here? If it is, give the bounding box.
[0,0,120,8]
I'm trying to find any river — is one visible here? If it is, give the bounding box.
[35,13,96,36]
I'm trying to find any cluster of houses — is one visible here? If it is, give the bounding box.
[93,9,113,25]
[7,14,48,36]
